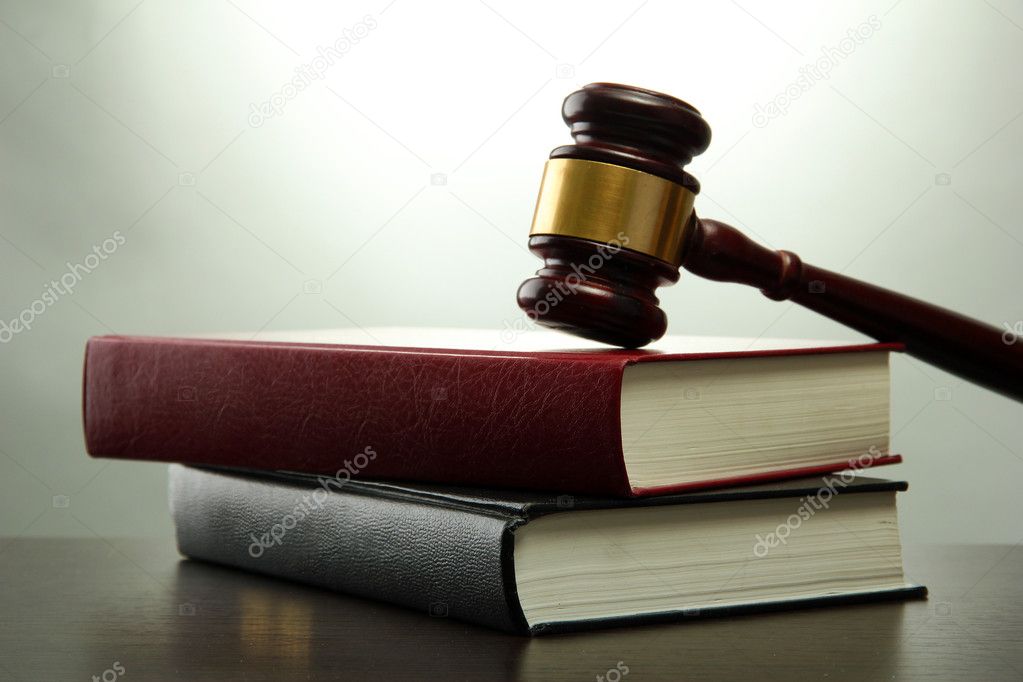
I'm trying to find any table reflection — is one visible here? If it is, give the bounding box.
[163,558,911,681]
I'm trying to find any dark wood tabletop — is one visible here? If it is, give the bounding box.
[0,538,1020,681]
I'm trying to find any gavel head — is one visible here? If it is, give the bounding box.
[516,83,712,347]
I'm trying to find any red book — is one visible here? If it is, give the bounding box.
[83,328,902,497]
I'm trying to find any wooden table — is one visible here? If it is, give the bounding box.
[0,539,1020,680]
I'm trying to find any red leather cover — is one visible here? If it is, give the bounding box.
[83,335,902,497]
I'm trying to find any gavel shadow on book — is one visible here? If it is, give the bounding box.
[517,82,1023,402]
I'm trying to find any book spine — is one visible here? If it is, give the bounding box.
[84,336,634,496]
[169,465,529,633]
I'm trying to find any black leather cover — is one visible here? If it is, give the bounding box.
[169,466,926,635]
[170,465,529,633]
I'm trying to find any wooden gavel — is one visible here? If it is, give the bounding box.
[517,83,1023,401]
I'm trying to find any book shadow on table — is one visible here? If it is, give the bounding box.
[168,557,911,680]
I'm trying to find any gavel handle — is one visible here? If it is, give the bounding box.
[684,218,1023,401]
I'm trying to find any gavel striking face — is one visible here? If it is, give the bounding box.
[517,82,1023,401]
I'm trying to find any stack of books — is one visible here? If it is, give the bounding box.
[83,328,925,635]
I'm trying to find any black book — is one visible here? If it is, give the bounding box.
[169,465,926,635]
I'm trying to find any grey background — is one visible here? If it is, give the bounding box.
[1,0,1020,544]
